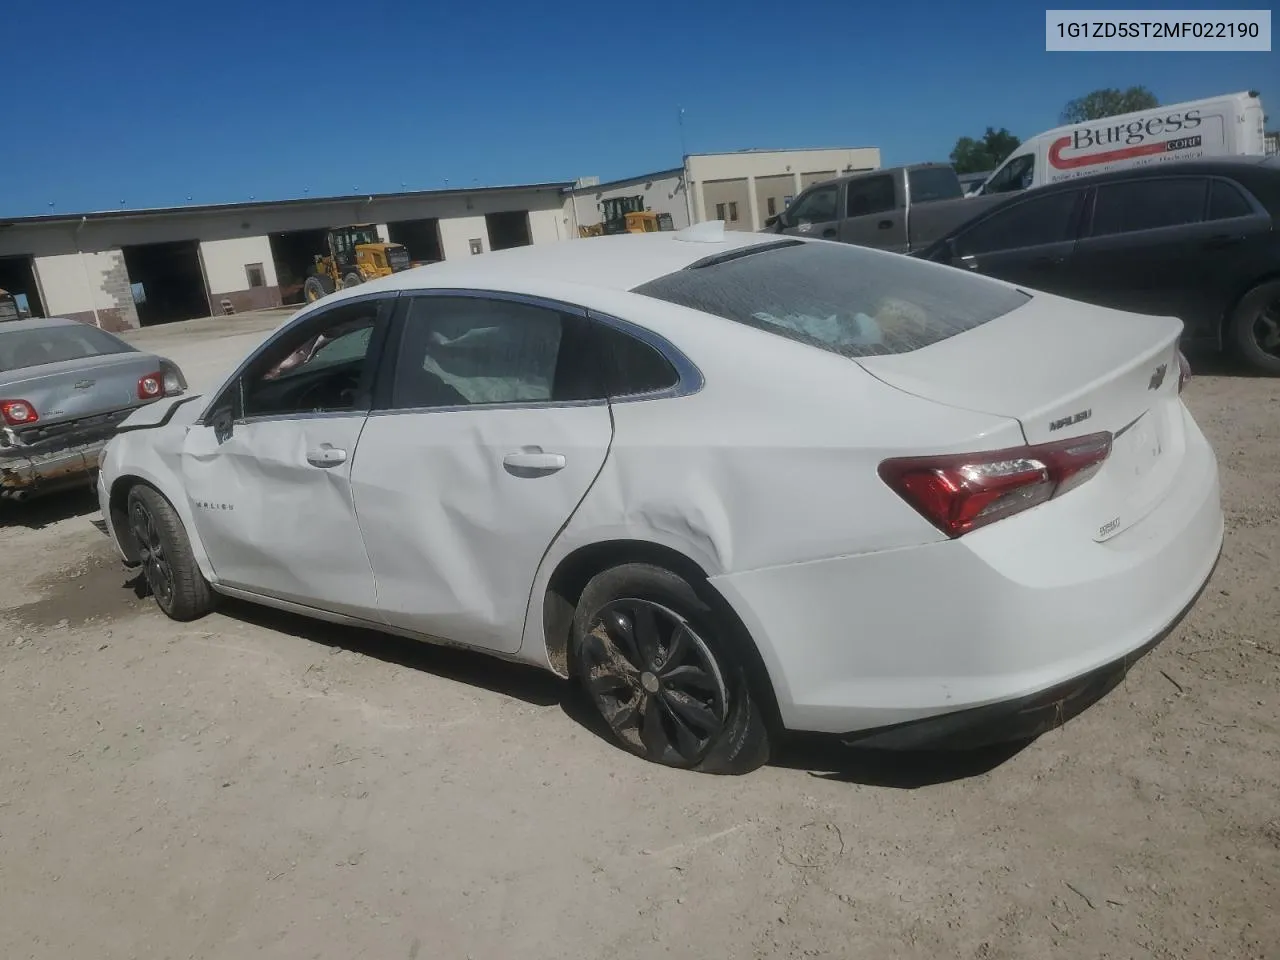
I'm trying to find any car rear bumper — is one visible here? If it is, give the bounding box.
[838,543,1219,749]
[0,437,107,497]
[709,406,1224,741]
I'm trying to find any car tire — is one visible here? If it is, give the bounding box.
[125,484,215,622]
[1226,279,1280,376]
[570,563,770,775]
[303,275,332,303]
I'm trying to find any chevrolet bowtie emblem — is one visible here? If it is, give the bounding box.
[1148,363,1167,391]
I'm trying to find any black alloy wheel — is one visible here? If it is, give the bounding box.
[579,597,730,767]
[129,496,175,607]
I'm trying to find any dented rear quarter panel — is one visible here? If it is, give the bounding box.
[515,287,1026,673]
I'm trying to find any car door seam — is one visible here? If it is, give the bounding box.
[515,398,618,660]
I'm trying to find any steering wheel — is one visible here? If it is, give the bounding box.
[293,370,362,410]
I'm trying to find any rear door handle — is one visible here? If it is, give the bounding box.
[822,227,837,238]
[305,444,347,467]
[877,219,893,229]
[1203,234,1244,249]
[503,449,566,477]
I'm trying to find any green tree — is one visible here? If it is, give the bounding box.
[1060,86,1159,124]
[949,127,1022,174]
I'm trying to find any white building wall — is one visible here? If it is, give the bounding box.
[528,208,565,245]
[199,236,279,294]
[439,216,492,259]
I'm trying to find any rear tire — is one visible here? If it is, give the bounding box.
[125,485,215,622]
[303,275,332,303]
[570,563,770,775]
[342,271,363,290]
[1227,279,1280,376]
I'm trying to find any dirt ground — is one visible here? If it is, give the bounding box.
[1,343,1277,960]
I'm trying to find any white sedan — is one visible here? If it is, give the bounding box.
[96,222,1224,774]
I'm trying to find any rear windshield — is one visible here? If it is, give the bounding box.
[631,241,1029,358]
[908,167,964,204]
[0,324,134,372]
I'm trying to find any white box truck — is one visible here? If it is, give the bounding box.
[972,91,1267,197]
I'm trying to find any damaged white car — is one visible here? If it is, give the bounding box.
[97,223,1223,774]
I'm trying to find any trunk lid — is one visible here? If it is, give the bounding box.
[3,352,166,425]
[857,291,1187,539]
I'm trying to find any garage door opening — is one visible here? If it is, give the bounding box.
[485,210,532,251]
[269,228,329,305]
[386,219,444,264]
[0,255,45,318]
[122,241,210,327]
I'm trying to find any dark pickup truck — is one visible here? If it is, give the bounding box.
[763,163,1005,254]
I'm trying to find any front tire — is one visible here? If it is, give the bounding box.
[1227,279,1280,376]
[126,485,215,622]
[342,271,363,290]
[570,563,770,774]
[303,275,332,303]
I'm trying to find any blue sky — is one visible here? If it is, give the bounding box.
[3,0,1276,217]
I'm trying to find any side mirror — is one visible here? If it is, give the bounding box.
[210,405,235,444]
[764,214,780,229]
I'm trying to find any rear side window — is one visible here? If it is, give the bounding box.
[632,241,1029,358]
[1089,178,1207,236]
[0,324,134,372]
[1208,179,1254,220]
[907,167,963,204]
[846,176,896,217]
[591,323,679,397]
[955,190,1083,255]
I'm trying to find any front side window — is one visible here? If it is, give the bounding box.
[237,300,382,419]
[955,190,1082,256]
[0,323,133,372]
[786,185,839,225]
[633,240,1029,358]
[845,175,896,217]
[983,154,1035,195]
[1089,178,1207,237]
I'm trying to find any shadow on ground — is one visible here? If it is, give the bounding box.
[0,487,99,530]
[212,597,1027,787]
[216,596,565,708]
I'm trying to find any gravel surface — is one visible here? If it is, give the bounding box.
[1,341,1276,960]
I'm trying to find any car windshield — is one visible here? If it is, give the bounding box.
[0,324,134,372]
[632,240,1029,357]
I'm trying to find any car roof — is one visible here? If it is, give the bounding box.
[335,226,792,300]
[1026,155,1278,192]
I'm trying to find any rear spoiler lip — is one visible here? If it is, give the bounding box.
[114,393,203,435]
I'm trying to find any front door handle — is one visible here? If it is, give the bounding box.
[1031,255,1064,267]
[822,227,837,238]
[877,219,893,229]
[503,449,566,477]
[306,444,347,467]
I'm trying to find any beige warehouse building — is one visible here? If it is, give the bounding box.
[0,145,880,332]
[569,147,882,235]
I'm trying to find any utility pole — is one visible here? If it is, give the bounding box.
[679,107,695,227]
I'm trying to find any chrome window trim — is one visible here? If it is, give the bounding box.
[374,288,704,415]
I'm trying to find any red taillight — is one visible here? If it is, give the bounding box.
[1177,350,1192,394]
[879,431,1113,538]
[137,372,164,400]
[0,399,39,426]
